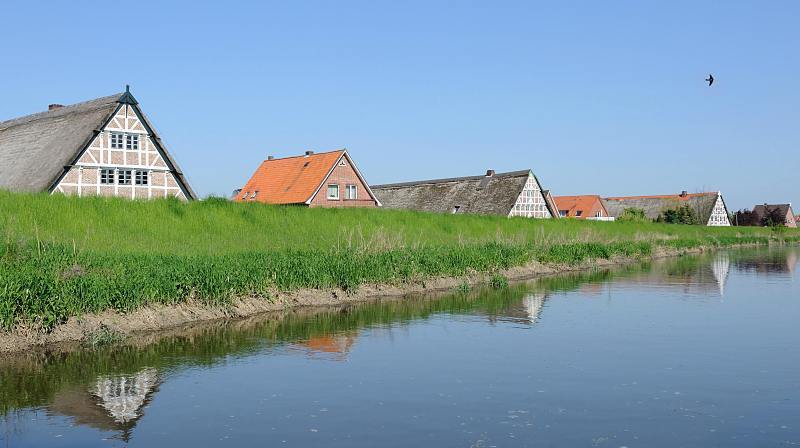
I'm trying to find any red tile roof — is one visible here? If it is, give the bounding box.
[553,195,606,218]
[235,150,345,204]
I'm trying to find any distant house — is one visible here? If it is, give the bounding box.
[751,204,797,228]
[602,191,731,226]
[0,87,196,200]
[235,149,380,207]
[553,195,612,220]
[371,169,557,218]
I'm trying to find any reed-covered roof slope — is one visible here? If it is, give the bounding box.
[372,170,556,216]
[0,95,120,192]
[602,192,721,221]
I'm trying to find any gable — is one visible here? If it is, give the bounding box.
[508,173,551,218]
[307,152,380,206]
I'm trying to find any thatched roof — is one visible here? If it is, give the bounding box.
[0,91,196,199]
[602,192,721,222]
[752,204,796,226]
[372,169,555,216]
[0,95,120,192]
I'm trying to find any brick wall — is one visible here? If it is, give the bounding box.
[309,158,377,208]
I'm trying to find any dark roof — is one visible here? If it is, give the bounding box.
[0,94,120,192]
[372,170,554,216]
[752,204,794,220]
[602,192,722,222]
[0,91,196,199]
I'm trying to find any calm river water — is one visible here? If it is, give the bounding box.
[1,247,799,447]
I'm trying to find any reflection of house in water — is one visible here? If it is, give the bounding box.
[292,334,358,361]
[47,368,159,442]
[486,293,549,326]
[732,250,799,276]
[710,253,730,296]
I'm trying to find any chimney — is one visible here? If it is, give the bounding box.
[267,155,274,160]
[485,169,495,177]
[304,150,314,157]
[48,104,63,111]
[680,190,688,197]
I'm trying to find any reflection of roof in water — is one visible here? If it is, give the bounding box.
[292,334,358,361]
[47,368,159,442]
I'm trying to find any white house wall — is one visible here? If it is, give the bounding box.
[53,105,187,200]
[706,194,731,226]
[508,173,552,219]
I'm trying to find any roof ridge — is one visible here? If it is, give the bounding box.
[0,93,122,130]
[262,149,345,162]
[373,169,530,189]
[604,192,717,200]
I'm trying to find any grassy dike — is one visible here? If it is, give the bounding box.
[1,190,798,332]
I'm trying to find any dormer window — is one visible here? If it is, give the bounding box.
[110,133,124,149]
[126,134,139,150]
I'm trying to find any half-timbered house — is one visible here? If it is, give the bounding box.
[0,87,195,200]
[371,169,558,218]
[602,191,731,226]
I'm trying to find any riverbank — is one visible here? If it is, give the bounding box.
[2,191,799,352]
[0,241,794,354]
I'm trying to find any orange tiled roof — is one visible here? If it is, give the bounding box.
[604,192,715,201]
[236,150,345,204]
[553,195,605,218]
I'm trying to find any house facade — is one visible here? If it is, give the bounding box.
[371,169,557,218]
[751,204,797,228]
[553,195,611,220]
[602,191,731,226]
[0,87,195,200]
[235,149,380,207]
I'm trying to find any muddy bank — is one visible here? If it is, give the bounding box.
[0,245,721,354]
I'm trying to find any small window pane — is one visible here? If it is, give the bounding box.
[100,169,115,184]
[327,184,339,200]
[110,133,123,149]
[135,171,149,185]
[126,134,139,150]
[118,170,132,185]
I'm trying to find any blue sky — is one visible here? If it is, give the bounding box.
[1,1,797,210]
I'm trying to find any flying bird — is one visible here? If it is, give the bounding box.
[705,74,714,86]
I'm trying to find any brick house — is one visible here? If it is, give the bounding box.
[751,204,797,228]
[553,195,611,219]
[0,87,195,200]
[234,149,380,207]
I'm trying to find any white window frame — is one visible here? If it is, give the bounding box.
[118,169,133,185]
[110,133,124,149]
[126,134,139,151]
[100,168,115,184]
[135,170,149,186]
[327,184,340,200]
[345,184,357,200]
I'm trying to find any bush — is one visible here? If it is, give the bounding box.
[617,208,649,223]
[657,205,700,225]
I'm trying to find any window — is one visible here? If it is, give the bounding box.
[559,210,567,217]
[241,192,248,200]
[595,211,602,218]
[135,170,149,186]
[576,210,583,217]
[100,169,115,184]
[118,170,132,185]
[126,134,139,150]
[110,133,124,149]
[327,184,339,200]
[250,191,258,200]
[345,184,357,200]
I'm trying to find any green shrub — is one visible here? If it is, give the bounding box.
[617,207,650,223]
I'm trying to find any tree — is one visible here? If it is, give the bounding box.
[657,205,700,225]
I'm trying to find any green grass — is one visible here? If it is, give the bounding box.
[1,190,798,330]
